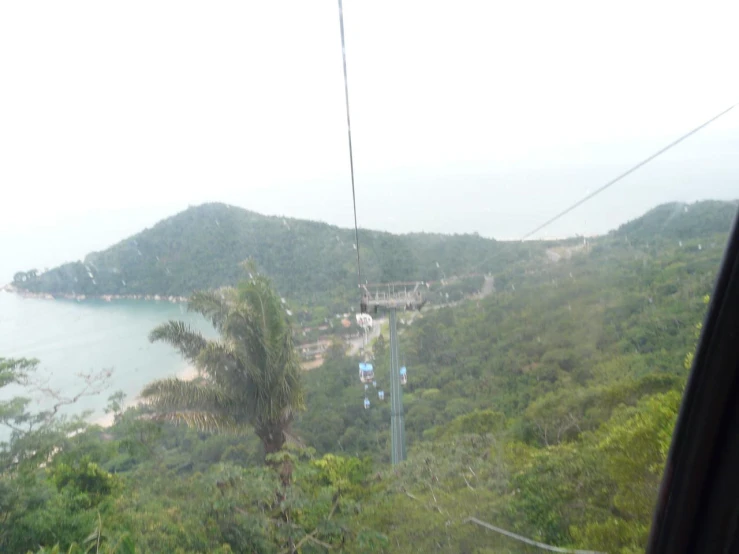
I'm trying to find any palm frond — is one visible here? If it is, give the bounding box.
[225,307,268,368]
[196,341,242,381]
[146,274,305,446]
[140,378,237,414]
[268,330,305,413]
[155,410,243,434]
[149,321,207,362]
[188,289,234,331]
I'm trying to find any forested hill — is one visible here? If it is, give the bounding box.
[11,200,737,306]
[612,200,738,242]
[2,199,739,554]
[288,199,737,551]
[11,203,534,303]
[296,200,739,457]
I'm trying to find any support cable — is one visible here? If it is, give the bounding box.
[337,0,362,287]
[464,517,605,554]
[521,104,735,240]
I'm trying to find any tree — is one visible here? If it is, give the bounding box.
[569,390,682,553]
[0,357,37,433]
[372,333,387,361]
[141,272,305,460]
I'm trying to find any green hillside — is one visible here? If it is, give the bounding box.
[2,199,738,553]
[12,203,539,307]
[612,199,737,242]
[290,201,735,551]
[15,200,735,310]
[297,212,730,458]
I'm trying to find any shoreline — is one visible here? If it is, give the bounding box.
[2,284,187,304]
[92,365,200,428]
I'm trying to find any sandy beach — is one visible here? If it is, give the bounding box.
[92,365,199,428]
[177,366,200,381]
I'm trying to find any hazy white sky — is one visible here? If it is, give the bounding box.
[1,0,738,282]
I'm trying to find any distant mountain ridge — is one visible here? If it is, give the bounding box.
[613,200,737,241]
[10,203,515,304]
[12,200,737,305]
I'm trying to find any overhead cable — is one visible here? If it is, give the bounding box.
[337,0,363,287]
[522,104,736,240]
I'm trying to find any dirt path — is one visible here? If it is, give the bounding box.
[478,275,495,297]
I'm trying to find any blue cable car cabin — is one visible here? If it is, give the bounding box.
[400,366,407,385]
[359,362,374,384]
[364,397,370,410]
[378,390,385,400]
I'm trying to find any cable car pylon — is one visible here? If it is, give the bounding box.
[361,282,425,464]
[336,0,425,464]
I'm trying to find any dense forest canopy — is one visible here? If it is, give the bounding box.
[12,201,736,310]
[11,203,527,307]
[1,199,737,553]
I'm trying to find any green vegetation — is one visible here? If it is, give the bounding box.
[143,269,305,461]
[11,203,539,310]
[1,200,736,553]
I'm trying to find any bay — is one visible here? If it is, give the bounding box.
[0,290,213,429]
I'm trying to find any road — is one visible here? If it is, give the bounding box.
[478,275,495,297]
[430,274,496,310]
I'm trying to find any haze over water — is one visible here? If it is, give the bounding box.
[0,292,213,429]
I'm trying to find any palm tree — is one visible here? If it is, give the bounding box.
[140,274,304,457]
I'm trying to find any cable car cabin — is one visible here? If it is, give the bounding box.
[400,366,407,385]
[359,362,374,384]
[372,380,377,388]
[364,398,370,410]
[356,313,373,328]
[378,390,385,400]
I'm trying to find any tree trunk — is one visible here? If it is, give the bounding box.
[261,431,285,455]
[259,426,292,485]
